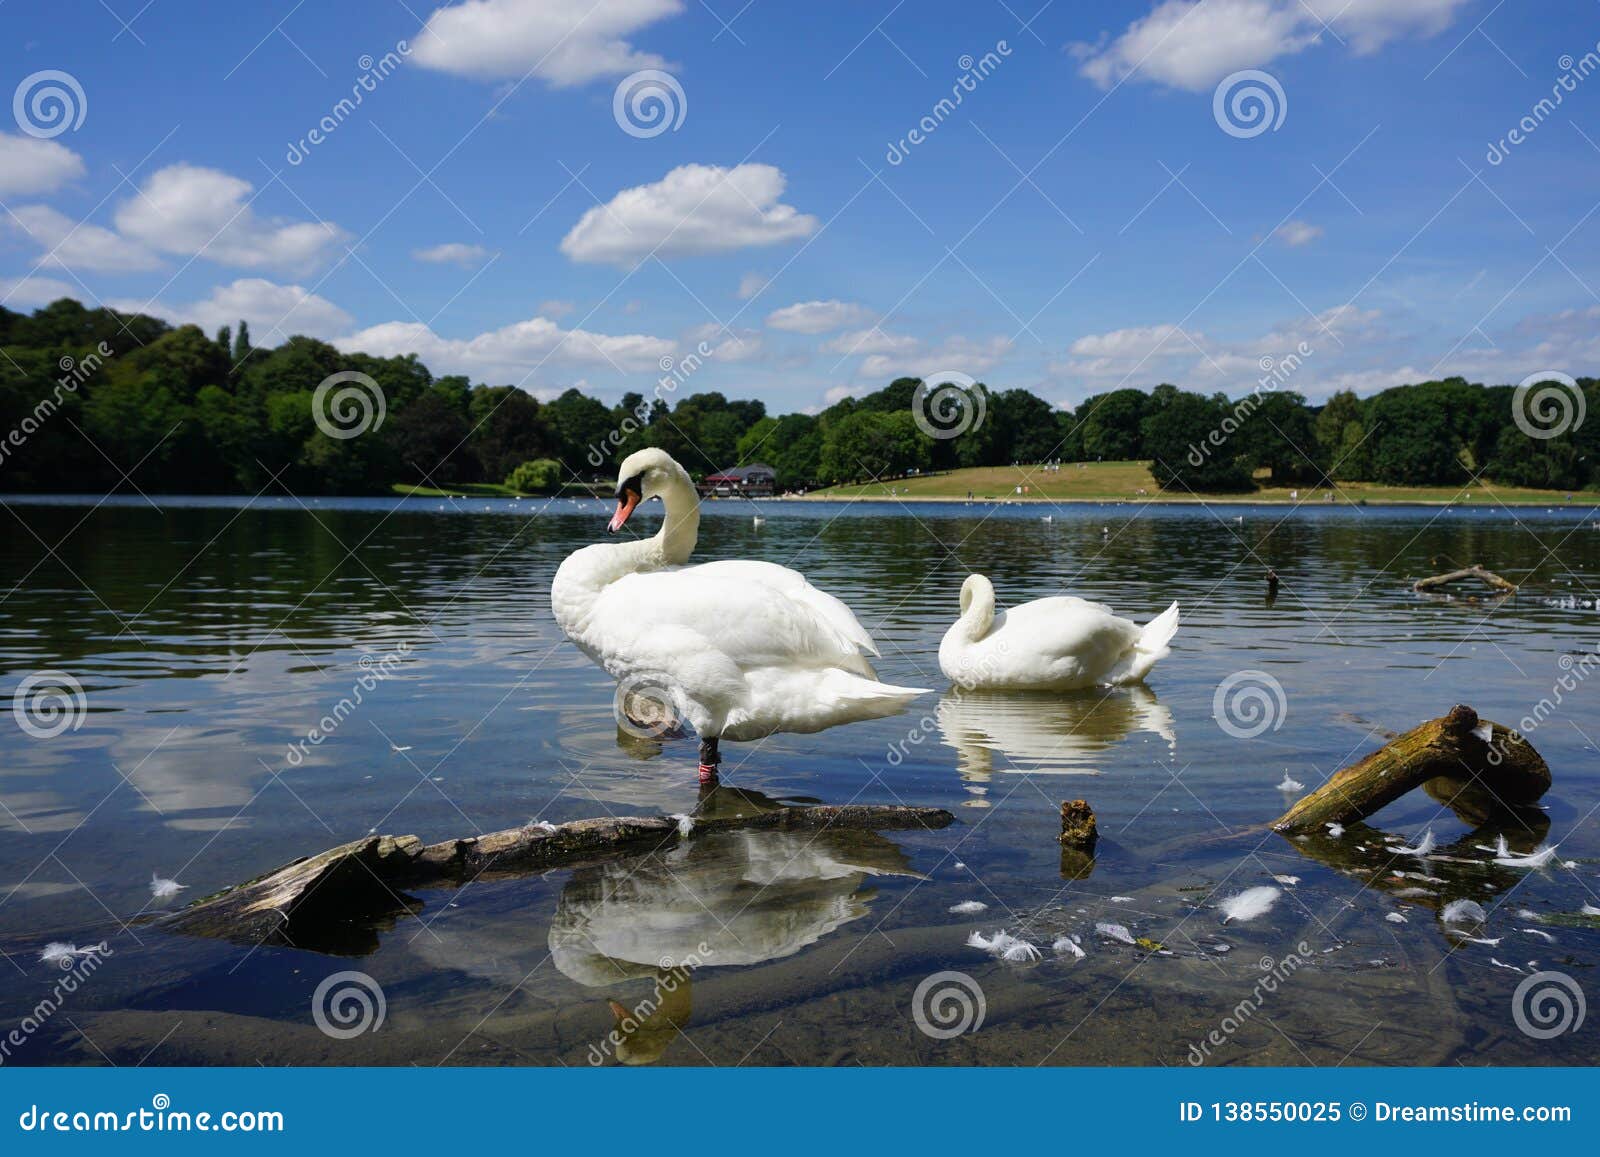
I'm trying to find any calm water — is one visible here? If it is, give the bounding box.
[2,494,1598,1067]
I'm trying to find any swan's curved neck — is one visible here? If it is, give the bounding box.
[956,577,995,641]
[651,467,700,565]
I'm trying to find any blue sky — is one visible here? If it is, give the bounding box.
[3,0,1599,413]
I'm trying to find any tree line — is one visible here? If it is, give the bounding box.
[1,299,1594,495]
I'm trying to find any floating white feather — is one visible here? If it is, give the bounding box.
[1276,772,1305,791]
[1053,935,1086,958]
[1326,823,1344,837]
[1442,898,1488,924]
[1095,922,1136,944]
[1394,829,1435,857]
[1385,912,1407,923]
[1272,875,1300,886]
[949,900,988,914]
[1218,886,1280,924]
[1522,928,1556,944]
[149,873,187,900]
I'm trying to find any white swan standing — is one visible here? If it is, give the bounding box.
[939,574,1179,691]
[551,448,926,779]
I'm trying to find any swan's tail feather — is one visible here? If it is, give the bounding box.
[1111,601,1179,685]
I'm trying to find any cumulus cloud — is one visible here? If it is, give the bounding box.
[114,164,346,272]
[767,299,874,334]
[560,163,818,267]
[334,313,675,382]
[6,204,163,272]
[1072,0,1468,91]
[856,334,1015,381]
[413,242,491,265]
[0,133,86,196]
[736,272,769,300]
[114,278,355,342]
[411,0,683,85]
[687,322,765,362]
[1274,219,1323,247]
[0,273,78,308]
[538,298,576,317]
[821,326,917,356]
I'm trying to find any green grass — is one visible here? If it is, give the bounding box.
[391,481,519,498]
[807,462,1598,506]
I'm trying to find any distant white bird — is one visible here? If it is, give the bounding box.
[389,742,413,753]
[939,574,1178,690]
[752,515,764,527]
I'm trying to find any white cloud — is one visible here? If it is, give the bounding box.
[767,299,873,334]
[116,278,355,341]
[0,273,77,308]
[411,0,683,85]
[736,272,769,300]
[857,334,1015,381]
[1274,219,1323,247]
[115,164,346,272]
[821,326,917,356]
[0,133,86,196]
[560,163,818,267]
[6,204,163,272]
[1072,0,1468,91]
[539,298,576,317]
[685,322,764,362]
[335,313,675,382]
[413,242,491,265]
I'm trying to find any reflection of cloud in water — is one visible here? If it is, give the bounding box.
[937,686,1176,791]
[549,828,920,987]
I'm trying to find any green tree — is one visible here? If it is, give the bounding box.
[505,458,564,494]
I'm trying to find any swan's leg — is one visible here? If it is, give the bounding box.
[697,737,720,783]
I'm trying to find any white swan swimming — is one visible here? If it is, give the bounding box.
[939,574,1179,690]
[551,448,925,779]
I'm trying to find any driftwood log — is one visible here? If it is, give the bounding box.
[159,804,955,951]
[1272,704,1548,835]
[1413,564,1517,594]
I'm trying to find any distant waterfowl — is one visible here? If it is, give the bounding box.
[938,574,1179,691]
[551,448,925,780]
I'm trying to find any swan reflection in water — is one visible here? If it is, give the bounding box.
[549,786,920,1064]
[937,686,1176,804]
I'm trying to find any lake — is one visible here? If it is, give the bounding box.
[2,494,1597,1066]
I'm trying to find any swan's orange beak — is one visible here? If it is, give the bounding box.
[608,490,640,533]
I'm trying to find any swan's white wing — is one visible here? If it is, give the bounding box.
[596,563,875,674]
[686,560,880,656]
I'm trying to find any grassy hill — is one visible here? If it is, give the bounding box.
[806,462,1595,506]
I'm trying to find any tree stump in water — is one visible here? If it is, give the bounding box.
[1272,705,1548,835]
